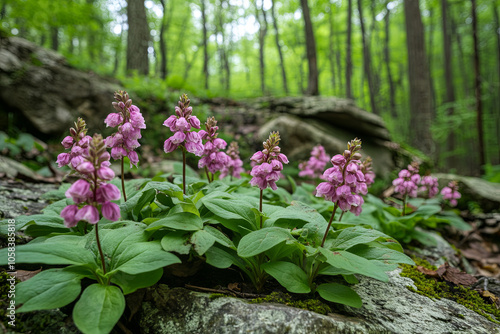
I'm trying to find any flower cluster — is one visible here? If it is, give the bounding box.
[220,141,245,179]
[316,138,368,216]
[420,175,439,198]
[441,181,461,207]
[60,134,121,228]
[56,118,92,169]
[104,91,146,167]
[392,162,421,198]
[163,94,203,156]
[298,145,330,179]
[250,132,289,190]
[198,117,229,174]
[360,157,375,186]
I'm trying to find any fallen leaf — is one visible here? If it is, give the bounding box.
[15,268,42,282]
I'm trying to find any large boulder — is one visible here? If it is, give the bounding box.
[136,270,500,334]
[0,36,120,135]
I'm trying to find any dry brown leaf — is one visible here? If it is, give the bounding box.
[15,268,42,282]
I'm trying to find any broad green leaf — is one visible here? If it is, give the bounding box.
[146,212,203,231]
[318,265,355,276]
[203,198,258,230]
[265,201,326,229]
[319,248,389,282]
[410,229,438,247]
[17,269,82,312]
[111,241,181,275]
[203,225,235,249]
[414,204,442,218]
[205,245,249,272]
[437,211,471,231]
[161,231,192,255]
[190,229,216,255]
[316,283,362,308]
[348,245,415,267]
[156,192,175,208]
[0,238,94,266]
[42,198,71,215]
[261,261,311,293]
[100,225,148,260]
[111,268,163,295]
[329,226,396,250]
[237,227,296,258]
[24,223,70,237]
[73,284,125,334]
[133,188,156,219]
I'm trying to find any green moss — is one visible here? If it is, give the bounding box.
[250,291,332,315]
[209,293,227,300]
[400,263,500,324]
[0,271,25,331]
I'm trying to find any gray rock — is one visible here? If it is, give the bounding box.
[0,36,120,135]
[257,115,394,178]
[137,270,500,334]
[434,173,500,212]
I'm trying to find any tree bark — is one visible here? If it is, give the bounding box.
[159,0,169,80]
[384,2,396,118]
[471,0,485,171]
[271,0,289,95]
[345,0,353,99]
[300,0,319,96]
[201,0,209,89]
[50,27,58,51]
[493,1,500,163]
[403,0,433,155]
[357,0,377,114]
[126,0,150,76]
[328,3,336,94]
[256,0,268,95]
[426,5,436,114]
[441,0,456,167]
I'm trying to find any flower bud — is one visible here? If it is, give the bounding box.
[75,205,99,224]
[61,205,79,228]
[97,166,115,180]
[102,202,121,221]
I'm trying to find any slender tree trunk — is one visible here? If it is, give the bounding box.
[426,5,436,113]
[357,0,378,114]
[300,0,319,96]
[328,3,336,94]
[346,0,353,99]
[384,2,396,118]
[126,0,149,75]
[256,0,268,95]
[404,0,433,155]
[471,0,485,171]
[493,2,500,163]
[450,9,469,97]
[159,0,168,80]
[271,0,289,95]
[201,0,209,89]
[441,0,456,167]
[50,26,58,51]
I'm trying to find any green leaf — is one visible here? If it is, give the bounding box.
[348,245,415,267]
[161,231,192,255]
[42,198,71,215]
[205,245,235,269]
[414,204,442,218]
[261,261,310,293]
[17,269,83,312]
[133,188,156,219]
[156,192,175,208]
[111,268,163,295]
[437,211,471,231]
[203,198,258,231]
[146,212,203,231]
[0,238,94,266]
[237,227,296,258]
[111,241,181,275]
[319,248,389,282]
[73,284,125,334]
[265,201,326,229]
[190,229,216,255]
[329,226,396,250]
[316,283,362,308]
[203,225,235,249]
[100,225,148,260]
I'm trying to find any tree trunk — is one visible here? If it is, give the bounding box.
[471,0,485,171]
[384,2,396,118]
[271,0,288,95]
[493,1,500,163]
[426,5,436,114]
[256,0,268,95]
[345,0,353,99]
[441,0,456,167]
[300,0,319,96]
[357,0,377,114]
[159,0,168,80]
[403,0,433,155]
[201,0,209,90]
[328,3,336,94]
[50,26,58,51]
[126,0,149,76]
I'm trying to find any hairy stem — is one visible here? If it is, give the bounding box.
[259,189,263,229]
[205,167,211,183]
[95,223,106,275]
[182,147,186,195]
[121,158,127,202]
[402,195,407,216]
[321,204,338,248]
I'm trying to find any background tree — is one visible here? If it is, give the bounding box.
[300,0,319,96]
[126,0,150,75]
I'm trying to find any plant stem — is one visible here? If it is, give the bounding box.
[121,158,127,202]
[205,167,211,183]
[259,189,263,229]
[182,147,186,195]
[320,204,338,248]
[95,223,107,275]
[402,195,407,216]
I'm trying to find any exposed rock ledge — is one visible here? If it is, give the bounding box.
[137,269,500,334]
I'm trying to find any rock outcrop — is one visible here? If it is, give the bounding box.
[0,36,120,135]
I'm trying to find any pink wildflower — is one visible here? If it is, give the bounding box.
[441,181,461,207]
[56,118,92,169]
[220,141,245,179]
[250,132,288,191]
[420,175,439,198]
[299,145,330,179]
[198,117,229,176]
[393,162,421,198]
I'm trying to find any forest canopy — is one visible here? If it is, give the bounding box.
[0,0,499,175]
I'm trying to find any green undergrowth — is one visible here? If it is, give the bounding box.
[249,291,332,315]
[400,258,500,324]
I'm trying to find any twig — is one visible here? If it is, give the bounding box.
[184,284,266,299]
